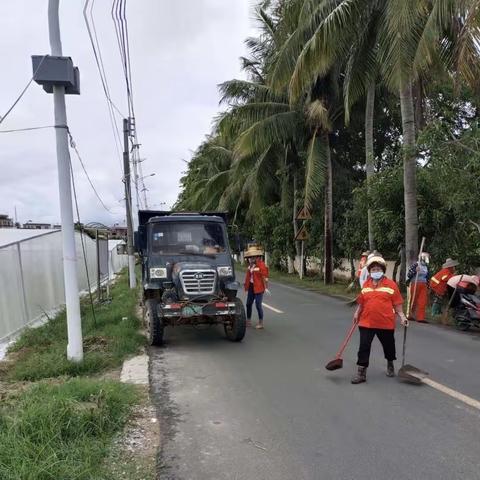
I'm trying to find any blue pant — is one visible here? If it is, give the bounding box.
[246,285,264,320]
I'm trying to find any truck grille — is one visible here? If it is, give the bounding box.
[180,270,216,295]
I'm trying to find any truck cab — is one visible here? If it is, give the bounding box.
[136,211,246,345]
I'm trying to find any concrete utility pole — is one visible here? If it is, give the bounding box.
[123,118,137,288]
[48,0,83,361]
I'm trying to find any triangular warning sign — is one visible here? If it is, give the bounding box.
[295,225,309,241]
[296,207,312,220]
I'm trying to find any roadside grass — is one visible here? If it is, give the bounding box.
[3,270,145,382]
[0,378,137,480]
[0,268,153,480]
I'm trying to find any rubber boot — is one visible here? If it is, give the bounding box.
[351,366,367,384]
[386,361,395,377]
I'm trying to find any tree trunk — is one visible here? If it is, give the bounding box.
[413,79,425,135]
[324,132,334,284]
[399,79,419,266]
[293,170,300,258]
[399,245,407,290]
[292,170,301,274]
[392,257,401,283]
[365,82,376,251]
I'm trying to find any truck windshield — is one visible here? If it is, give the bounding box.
[151,222,227,255]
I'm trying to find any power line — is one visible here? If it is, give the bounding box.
[67,128,116,214]
[0,125,55,133]
[0,56,47,126]
[69,155,98,328]
[112,0,150,210]
[83,0,124,173]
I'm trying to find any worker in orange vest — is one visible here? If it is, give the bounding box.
[406,252,431,323]
[430,258,459,314]
[351,255,408,384]
[244,245,269,329]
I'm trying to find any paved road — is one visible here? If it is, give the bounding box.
[150,280,480,480]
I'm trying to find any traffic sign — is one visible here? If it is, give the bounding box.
[296,207,312,220]
[295,224,309,241]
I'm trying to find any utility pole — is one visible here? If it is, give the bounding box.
[48,0,83,361]
[123,118,137,289]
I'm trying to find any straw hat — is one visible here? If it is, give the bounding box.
[366,255,387,272]
[442,258,459,269]
[244,245,264,258]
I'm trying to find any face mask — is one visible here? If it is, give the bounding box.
[371,271,384,280]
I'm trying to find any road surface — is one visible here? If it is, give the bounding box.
[150,279,480,480]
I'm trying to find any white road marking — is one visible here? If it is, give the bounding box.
[423,378,480,412]
[263,303,284,314]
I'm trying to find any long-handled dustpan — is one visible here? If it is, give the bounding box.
[325,317,358,371]
[398,326,428,384]
[398,237,429,384]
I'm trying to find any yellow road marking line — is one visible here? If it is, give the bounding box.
[263,303,284,314]
[423,378,480,411]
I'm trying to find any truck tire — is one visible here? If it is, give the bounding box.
[224,298,246,342]
[145,299,164,346]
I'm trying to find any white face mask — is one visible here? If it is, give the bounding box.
[371,271,384,280]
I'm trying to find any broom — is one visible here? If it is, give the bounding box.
[325,314,359,370]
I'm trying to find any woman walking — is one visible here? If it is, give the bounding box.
[244,245,269,329]
[351,255,409,384]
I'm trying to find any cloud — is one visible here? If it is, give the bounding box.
[0,0,255,226]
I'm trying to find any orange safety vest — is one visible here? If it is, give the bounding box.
[244,260,269,294]
[357,277,404,330]
[430,268,454,297]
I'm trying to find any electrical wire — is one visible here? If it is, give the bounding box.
[0,56,47,126]
[111,0,151,211]
[0,125,55,133]
[83,0,124,173]
[67,128,116,214]
[69,156,98,328]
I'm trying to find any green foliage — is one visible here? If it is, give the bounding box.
[4,270,144,382]
[0,378,136,480]
[177,0,480,277]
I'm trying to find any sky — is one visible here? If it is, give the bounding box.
[0,0,256,226]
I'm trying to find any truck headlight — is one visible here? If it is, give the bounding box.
[150,267,167,279]
[217,266,233,277]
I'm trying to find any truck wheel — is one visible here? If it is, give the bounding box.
[224,298,246,342]
[145,299,164,346]
[454,312,471,331]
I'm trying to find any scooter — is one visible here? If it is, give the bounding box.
[453,292,480,331]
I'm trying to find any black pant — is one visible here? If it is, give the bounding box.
[357,327,396,367]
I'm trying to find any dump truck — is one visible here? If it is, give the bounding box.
[135,211,246,345]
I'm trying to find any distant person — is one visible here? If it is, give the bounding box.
[430,258,459,315]
[355,250,370,286]
[351,255,408,384]
[359,251,381,288]
[244,245,269,329]
[406,252,430,323]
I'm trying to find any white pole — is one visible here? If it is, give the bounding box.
[48,0,83,361]
[300,241,304,279]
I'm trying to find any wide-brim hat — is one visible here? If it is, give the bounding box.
[442,258,459,269]
[366,255,387,272]
[244,246,264,258]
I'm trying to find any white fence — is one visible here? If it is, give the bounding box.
[0,230,128,344]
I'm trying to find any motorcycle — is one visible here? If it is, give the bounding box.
[453,292,480,331]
